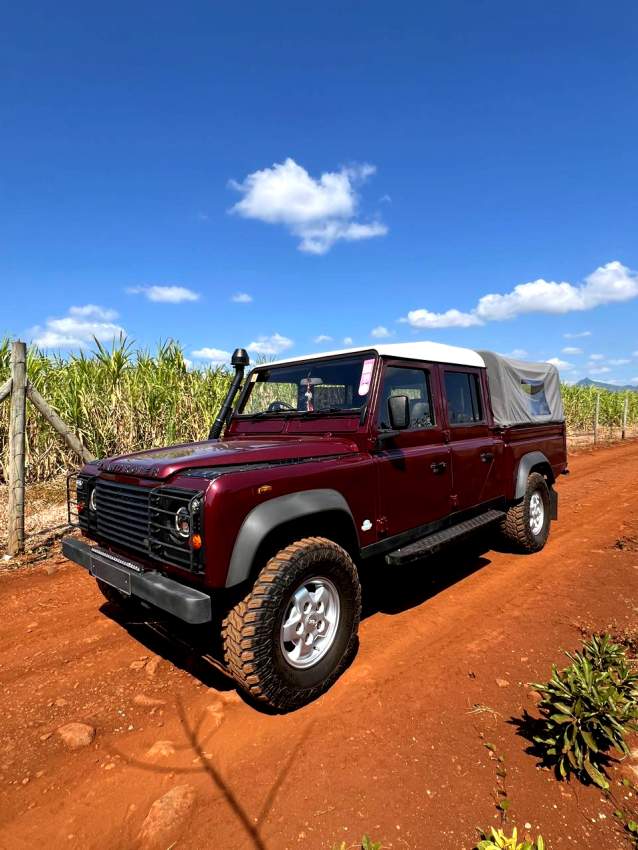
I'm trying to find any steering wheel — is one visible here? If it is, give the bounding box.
[267,400,295,412]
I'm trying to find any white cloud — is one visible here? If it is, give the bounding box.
[371,325,392,338]
[229,158,387,254]
[589,354,605,361]
[499,348,528,359]
[401,308,482,329]
[247,333,293,355]
[631,378,638,385]
[192,347,231,364]
[564,330,592,339]
[313,334,333,344]
[562,346,583,355]
[128,285,200,303]
[31,305,124,348]
[608,358,630,366]
[68,304,118,321]
[232,292,253,303]
[590,366,612,375]
[401,261,638,329]
[343,336,353,345]
[546,357,573,371]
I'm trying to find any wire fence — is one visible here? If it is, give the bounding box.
[1,338,637,484]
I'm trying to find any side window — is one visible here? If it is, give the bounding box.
[377,366,435,431]
[444,371,483,425]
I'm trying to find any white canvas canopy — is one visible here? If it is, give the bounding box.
[478,351,565,427]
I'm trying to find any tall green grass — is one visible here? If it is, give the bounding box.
[0,337,637,482]
[0,337,232,482]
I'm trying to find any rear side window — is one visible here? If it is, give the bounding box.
[378,366,435,431]
[521,379,551,416]
[444,371,483,424]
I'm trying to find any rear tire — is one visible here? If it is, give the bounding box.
[222,536,361,711]
[501,472,551,553]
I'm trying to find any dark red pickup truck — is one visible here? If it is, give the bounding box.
[63,342,567,710]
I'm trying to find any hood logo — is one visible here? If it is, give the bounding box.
[98,460,162,477]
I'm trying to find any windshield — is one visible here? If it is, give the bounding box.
[238,355,375,416]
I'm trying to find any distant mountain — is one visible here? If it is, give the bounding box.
[576,378,638,392]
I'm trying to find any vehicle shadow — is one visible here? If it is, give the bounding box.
[360,532,494,620]
[100,531,498,712]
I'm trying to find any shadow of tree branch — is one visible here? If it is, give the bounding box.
[109,695,312,850]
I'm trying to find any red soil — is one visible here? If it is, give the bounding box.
[2,440,638,849]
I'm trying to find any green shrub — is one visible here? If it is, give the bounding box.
[531,634,638,788]
[475,827,545,849]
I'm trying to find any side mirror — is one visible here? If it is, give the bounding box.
[388,395,410,430]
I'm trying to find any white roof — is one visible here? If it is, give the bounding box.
[268,342,485,369]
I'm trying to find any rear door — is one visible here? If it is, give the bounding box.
[440,367,502,511]
[374,361,452,538]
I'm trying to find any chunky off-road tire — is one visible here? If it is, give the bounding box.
[501,471,551,553]
[222,537,361,711]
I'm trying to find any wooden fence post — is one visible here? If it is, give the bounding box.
[593,392,600,445]
[622,393,629,440]
[7,341,27,556]
[26,384,95,464]
[0,378,12,405]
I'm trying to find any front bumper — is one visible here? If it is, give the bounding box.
[62,537,212,624]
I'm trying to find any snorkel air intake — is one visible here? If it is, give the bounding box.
[208,348,250,439]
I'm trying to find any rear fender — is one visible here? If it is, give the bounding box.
[514,451,554,499]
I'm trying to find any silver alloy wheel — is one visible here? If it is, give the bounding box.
[529,491,545,536]
[280,576,341,670]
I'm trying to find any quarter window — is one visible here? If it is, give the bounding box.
[444,371,483,424]
[378,367,435,431]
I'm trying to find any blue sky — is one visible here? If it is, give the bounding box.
[2,1,638,384]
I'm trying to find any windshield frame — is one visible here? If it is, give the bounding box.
[232,351,379,421]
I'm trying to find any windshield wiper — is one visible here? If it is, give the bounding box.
[299,407,360,417]
[249,410,295,418]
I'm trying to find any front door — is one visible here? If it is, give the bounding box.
[440,367,502,511]
[374,362,452,539]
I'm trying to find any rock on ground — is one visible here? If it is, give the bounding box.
[136,784,196,849]
[145,740,176,759]
[56,722,95,750]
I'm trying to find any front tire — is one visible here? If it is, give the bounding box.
[95,578,138,612]
[501,471,551,552]
[222,537,361,711]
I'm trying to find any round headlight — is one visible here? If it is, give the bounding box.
[174,506,191,539]
[89,488,97,512]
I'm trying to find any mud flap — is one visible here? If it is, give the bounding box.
[549,489,558,521]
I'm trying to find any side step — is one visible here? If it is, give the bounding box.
[385,509,505,566]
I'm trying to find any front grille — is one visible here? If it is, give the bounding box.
[89,479,204,573]
[95,480,151,557]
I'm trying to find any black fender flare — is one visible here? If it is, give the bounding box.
[225,489,357,588]
[514,451,553,499]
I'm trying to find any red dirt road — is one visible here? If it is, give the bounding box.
[2,441,638,850]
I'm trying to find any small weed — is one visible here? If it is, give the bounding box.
[483,741,510,821]
[530,634,638,788]
[474,826,545,849]
[331,837,382,850]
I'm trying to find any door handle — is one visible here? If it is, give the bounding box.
[480,451,494,463]
[430,461,447,474]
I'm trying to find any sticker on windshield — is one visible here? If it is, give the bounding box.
[358,359,375,395]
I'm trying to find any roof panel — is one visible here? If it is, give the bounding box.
[267,342,485,369]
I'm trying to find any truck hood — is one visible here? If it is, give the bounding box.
[95,436,358,480]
